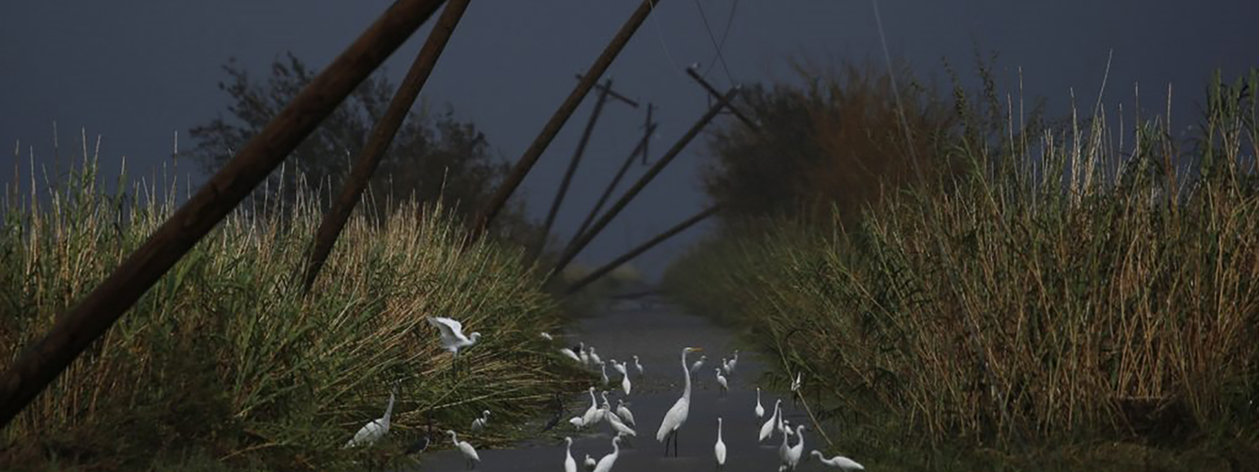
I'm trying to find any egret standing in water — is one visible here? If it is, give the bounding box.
[785,425,806,470]
[446,430,480,470]
[563,437,577,472]
[632,355,644,379]
[689,355,707,379]
[714,417,727,470]
[615,399,636,427]
[600,362,610,387]
[811,451,865,470]
[755,387,765,419]
[582,387,602,428]
[759,399,782,442]
[715,368,729,396]
[657,346,702,457]
[344,381,399,448]
[588,346,603,367]
[592,435,622,472]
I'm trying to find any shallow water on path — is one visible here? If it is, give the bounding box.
[411,297,819,472]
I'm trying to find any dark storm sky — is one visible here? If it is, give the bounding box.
[2,1,1255,280]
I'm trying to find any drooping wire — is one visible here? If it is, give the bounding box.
[693,0,737,85]
[647,0,688,81]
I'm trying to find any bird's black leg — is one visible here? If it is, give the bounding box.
[675,430,680,457]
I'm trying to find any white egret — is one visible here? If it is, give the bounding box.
[721,358,731,375]
[582,387,602,427]
[569,416,586,430]
[588,346,603,367]
[598,391,613,429]
[656,346,702,457]
[605,409,637,437]
[621,372,632,396]
[592,436,622,472]
[579,343,591,366]
[778,419,792,465]
[632,355,644,378]
[759,399,782,442]
[790,371,803,405]
[584,454,597,472]
[615,399,636,427]
[785,425,806,470]
[427,316,481,358]
[714,417,727,470]
[609,359,628,377]
[470,410,490,431]
[689,355,707,378]
[344,383,398,448]
[811,451,865,470]
[715,368,729,396]
[600,362,610,386]
[755,387,765,419]
[560,346,582,363]
[564,437,577,472]
[541,331,554,341]
[728,350,739,373]
[447,430,480,470]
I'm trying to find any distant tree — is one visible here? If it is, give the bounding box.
[702,60,962,225]
[189,52,530,235]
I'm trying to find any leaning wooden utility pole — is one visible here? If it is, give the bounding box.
[569,122,657,246]
[301,0,471,292]
[686,64,760,132]
[641,102,655,165]
[466,0,663,244]
[0,0,447,429]
[535,77,638,255]
[564,203,721,295]
[548,86,740,283]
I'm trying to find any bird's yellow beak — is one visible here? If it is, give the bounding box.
[693,347,704,351]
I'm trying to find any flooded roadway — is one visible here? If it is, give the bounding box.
[412,295,818,472]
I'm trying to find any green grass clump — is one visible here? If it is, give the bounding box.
[665,70,1259,470]
[0,156,585,471]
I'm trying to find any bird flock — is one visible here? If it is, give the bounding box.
[343,316,864,471]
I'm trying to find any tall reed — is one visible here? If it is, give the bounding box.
[1,149,582,470]
[666,70,1259,465]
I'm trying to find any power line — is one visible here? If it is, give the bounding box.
[692,0,737,85]
[647,0,688,80]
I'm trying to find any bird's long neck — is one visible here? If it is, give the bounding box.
[383,391,396,422]
[680,350,692,400]
[717,420,723,441]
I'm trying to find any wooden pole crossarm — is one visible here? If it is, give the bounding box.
[574,73,640,108]
[564,204,722,295]
[547,86,741,283]
[0,0,447,429]
[301,0,470,293]
[467,0,663,244]
[685,65,760,132]
[568,122,657,249]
